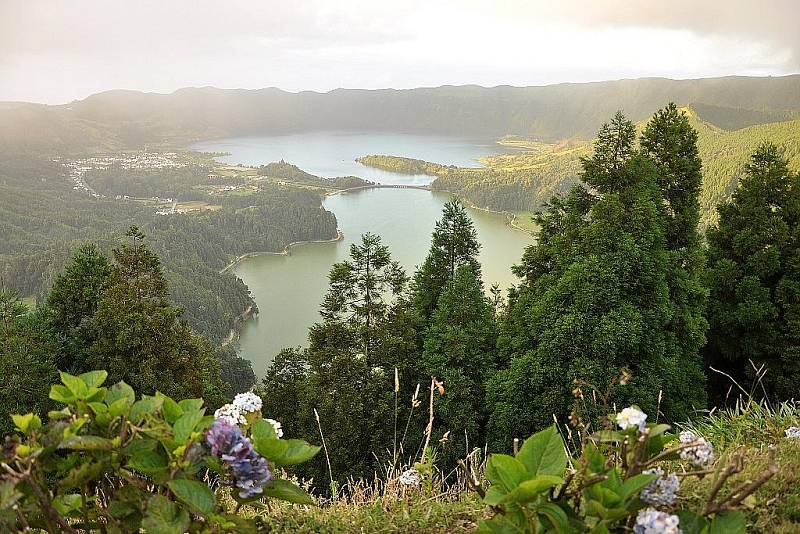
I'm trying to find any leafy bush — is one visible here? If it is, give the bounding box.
[468,407,778,533]
[0,370,319,533]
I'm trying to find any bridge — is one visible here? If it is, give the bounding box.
[334,183,431,194]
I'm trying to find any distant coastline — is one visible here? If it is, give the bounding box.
[219,229,344,274]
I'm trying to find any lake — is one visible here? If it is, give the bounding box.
[191,133,533,377]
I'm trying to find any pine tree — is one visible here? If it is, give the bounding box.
[705,143,800,401]
[88,226,225,402]
[320,233,407,362]
[409,200,481,325]
[421,264,497,469]
[45,243,114,372]
[489,111,706,450]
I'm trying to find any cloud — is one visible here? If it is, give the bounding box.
[0,0,797,103]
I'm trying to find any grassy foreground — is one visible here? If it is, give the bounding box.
[225,400,800,533]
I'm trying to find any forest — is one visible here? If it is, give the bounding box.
[2,104,798,532]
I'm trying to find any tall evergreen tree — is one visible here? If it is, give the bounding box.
[88,226,225,402]
[320,233,407,362]
[45,243,114,372]
[421,264,497,469]
[409,200,481,325]
[705,143,800,401]
[489,111,706,450]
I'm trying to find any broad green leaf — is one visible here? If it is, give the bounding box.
[127,450,169,474]
[499,475,563,504]
[11,413,41,433]
[60,435,114,451]
[647,423,671,438]
[262,479,315,505]
[536,502,570,533]
[517,425,567,477]
[53,494,82,516]
[79,370,108,389]
[173,410,204,443]
[59,460,108,489]
[85,387,108,403]
[130,395,164,423]
[709,511,745,534]
[49,384,75,404]
[485,454,528,493]
[583,442,606,474]
[107,381,135,405]
[88,402,108,415]
[162,397,183,424]
[254,438,319,466]
[60,372,89,398]
[676,510,709,534]
[251,418,278,441]
[167,479,215,516]
[108,398,131,418]
[48,407,72,420]
[619,473,658,500]
[177,398,204,412]
[142,495,190,534]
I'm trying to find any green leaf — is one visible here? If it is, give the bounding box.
[167,479,215,516]
[173,410,204,443]
[619,473,658,500]
[60,435,115,451]
[60,460,108,489]
[485,454,528,493]
[709,511,746,534]
[251,418,278,441]
[499,475,563,504]
[49,384,76,404]
[127,450,169,475]
[262,479,315,505]
[130,395,164,423]
[142,495,190,534]
[676,510,709,534]
[88,402,108,415]
[254,438,320,466]
[161,397,183,425]
[177,398,204,412]
[80,370,108,389]
[85,387,108,403]
[60,371,89,398]
[536,502,570,533]
[107,381,135,406]
[52,494,83,516]
[108,398,131,418]
[11,413,41,433]
[517,425,567,477]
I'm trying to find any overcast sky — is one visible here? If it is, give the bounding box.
[1,0,798,104]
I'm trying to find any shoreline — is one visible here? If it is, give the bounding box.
[219,229,345,274]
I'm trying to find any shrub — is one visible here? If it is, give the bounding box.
[0,371,319,532]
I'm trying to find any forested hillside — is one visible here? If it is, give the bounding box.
[361,109,800,226]
[2,75,800,153]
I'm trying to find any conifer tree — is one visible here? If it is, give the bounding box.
[489,111,706,450]
[705,143,800,401]
[88,226,224,402]
[409,200,481,325]
[421,264,497,468]
[45,243,113,372]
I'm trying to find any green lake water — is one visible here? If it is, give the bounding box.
[192,133,533,376]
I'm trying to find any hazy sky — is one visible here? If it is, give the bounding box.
[1,0,798,104]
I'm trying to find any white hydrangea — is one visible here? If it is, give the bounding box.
[634,508,682,534]
[640,468,680,506]
[679,430,715,466]
[266,418,284,438]
[399,468,422,486]
[232,392,263,413]
[785,426,800,439]
[617,407,648,432]
[214,403,245,426]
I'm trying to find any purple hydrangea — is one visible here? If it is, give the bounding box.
[206,420,272,498]
[640,468,680,506]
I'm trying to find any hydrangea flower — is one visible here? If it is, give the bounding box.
[640,467,680,506]
[399,468,422,486]
[232,392,263,414]
[617,407,648,432]
[214,403,245,426]
[206,420,272,498]
[634,508,682,534]
[678,430,715,466]
[266,418,284,438]
[785,426,800,439]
